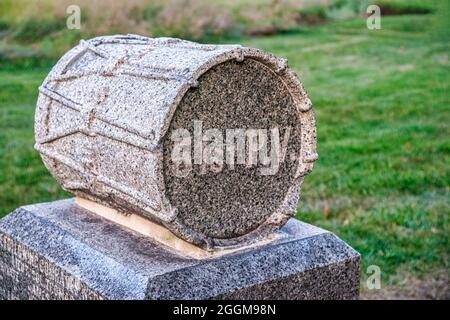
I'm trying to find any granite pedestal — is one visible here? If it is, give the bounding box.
[0,199,360,300]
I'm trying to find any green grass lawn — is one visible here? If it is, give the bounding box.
[242,14,449,293]
[0,13,449,297]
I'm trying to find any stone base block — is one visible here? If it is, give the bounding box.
[0,199,360,300]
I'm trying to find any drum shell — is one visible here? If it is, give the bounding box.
[34,35,318,249]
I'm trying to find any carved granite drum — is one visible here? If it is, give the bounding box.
[35,35,317,250]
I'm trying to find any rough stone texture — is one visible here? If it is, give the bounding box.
[34,35,318,249]
[163,59,302,240]
[0,200,359,300]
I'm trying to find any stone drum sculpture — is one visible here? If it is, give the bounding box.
[34,34,318,249]
[0,35,360,300]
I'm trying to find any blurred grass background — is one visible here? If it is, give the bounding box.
[0,0,448,298]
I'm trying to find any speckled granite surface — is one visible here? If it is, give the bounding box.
[0,199,360,300]
[34,35,318,249]
[163,59,303,240]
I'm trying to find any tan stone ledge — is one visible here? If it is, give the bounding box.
[75,197,279,259]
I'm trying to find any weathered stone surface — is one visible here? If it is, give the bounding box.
[34,35,318,249]
[0,200,359,300]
